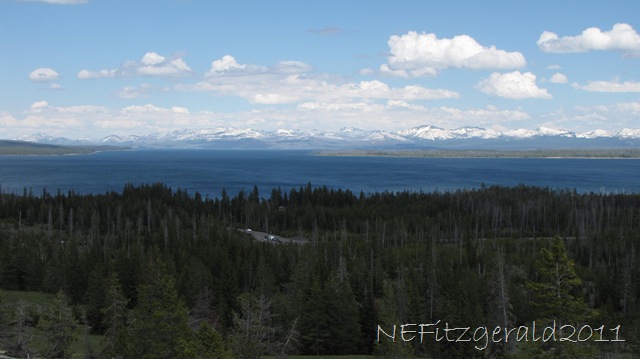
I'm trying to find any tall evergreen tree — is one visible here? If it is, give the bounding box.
[374,279,415,359]
[127,259,192,359]
[38,290,78,359]
[230,293,276,359]
[323,271,363,354]
[525,237,596,358]
[100,273,129,359]
[3,299,37,358]
[487,248,516,355]
[528,237,591,323]
[299,278,331,355]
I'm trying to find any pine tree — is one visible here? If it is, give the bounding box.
[323,271,363,354]
[84,265,107,334]
[299,278,331,355]
[230,293,276,359]
[3,299,36,358]
[487,248,515,355]
[128,259,192,359]
[0,289,34,358]
[177,322,234,359]
[526,237,596,358]
[39,290,78,359]
[0,288,7,335]
[100,273,129,359]
[528,237,591,323]
[374,279,415,359]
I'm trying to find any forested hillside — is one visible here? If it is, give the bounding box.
[0,140,125,156]
[0,184,638,358]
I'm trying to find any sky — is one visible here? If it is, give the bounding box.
[1,0,639,139]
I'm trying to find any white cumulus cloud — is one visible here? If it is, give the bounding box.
[30,100,49,110]
[549,73,568,84]
[381,31,526,77]
[28,67,60,82]
[137,56,192,77]
[207,55,249,74]
[171,106,190,114]
[477,71,551,99]
[141,52,166,66]
[537,23,640,55]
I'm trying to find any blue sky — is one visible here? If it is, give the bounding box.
[1,0,639,138]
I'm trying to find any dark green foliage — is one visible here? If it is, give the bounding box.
[84,265,107,334]
[300,278,332,354]
[528,237,591,323]
[0,183,639,357]
[522,238,597,358]
[38,290,78,359]
[1,298,38,358]
[177,322,234,359]
[127,258,192,359]
[100,273,129,359]
[231,293,276,359]
[374,280,415,359]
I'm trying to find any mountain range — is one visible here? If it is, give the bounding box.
[12,125,640,150]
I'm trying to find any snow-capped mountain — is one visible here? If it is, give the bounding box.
[618,128,640,138]
[448,126,502,139]
[11,125,640,150]
[14,133,93,145]
[398,125,454,140]
[576,129,614,139]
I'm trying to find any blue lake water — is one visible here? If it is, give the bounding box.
[1,149,639,198]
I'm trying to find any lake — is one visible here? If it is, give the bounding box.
[1,149,639,198]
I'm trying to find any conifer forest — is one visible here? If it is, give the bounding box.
[0,183,639,358]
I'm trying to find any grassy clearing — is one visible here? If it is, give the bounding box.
[3,290,53,306]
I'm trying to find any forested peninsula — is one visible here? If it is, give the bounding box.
[319,148,640,158]
[0,140,126,156]
[0,184,638,358]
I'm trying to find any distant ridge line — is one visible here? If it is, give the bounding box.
[10,124,640,150]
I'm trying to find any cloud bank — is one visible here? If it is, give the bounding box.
[576,80,640,92]
[78,52,192,79]
[183,55,459,104]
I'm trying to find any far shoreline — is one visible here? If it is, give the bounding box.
[316,148,640,159]
[0,139,129,156]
